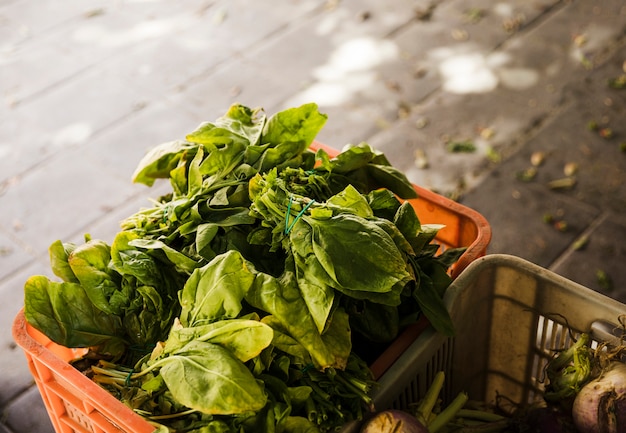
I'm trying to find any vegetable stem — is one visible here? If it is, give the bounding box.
[453,419,509,433]
[415,371,445,424]
[428,391,469,433]
[455,409,506,422]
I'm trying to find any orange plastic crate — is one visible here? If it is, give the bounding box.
[13,142,491,433]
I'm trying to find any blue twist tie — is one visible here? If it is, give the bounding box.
[284,197,316,235]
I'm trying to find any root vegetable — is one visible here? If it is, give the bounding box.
[572,362,626,433]
[360,410,428,433]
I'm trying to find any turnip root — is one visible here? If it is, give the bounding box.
[572,362,626,433]
[359,372,469,433]
[360,410,428,433]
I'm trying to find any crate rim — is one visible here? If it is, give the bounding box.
[444,253,624,311]
[12,310,156,433]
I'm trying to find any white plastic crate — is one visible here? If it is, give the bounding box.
[344,254,626,431]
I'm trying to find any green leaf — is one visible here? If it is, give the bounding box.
[198,139,247,177]
[436,247,467,269]
[23,275,126,355]
[325,184,373,218]
[292,254,335,334]
[246,265,351,370]
[111,231,162,287]
[302,214,411,299]
[260,316,312,363]
[187,145,204,196]
[366,189,402,221]
[158,341,267,415]
[347,301,399,343]
[129,238,199,274]
[67,239,122,315]
[179,251,255,327]
[48,240,78,283]
[366,164,418,199]
[187,104,265,147]
[413,267,455,337]
[164,318,273,362]
[282,416,320,433]
[317,142,376,173]
[132,140,198,186]
[262,103,327,149]
[123,284,176,350]
[195,223,219,260]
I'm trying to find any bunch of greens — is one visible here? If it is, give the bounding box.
[23,103,464,433]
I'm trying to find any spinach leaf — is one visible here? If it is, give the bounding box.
[155,340,267,415]
[48,240,78,283]
[67,239,123,315]
[412,271,454,337]
[187,104,265,147]
[110,231,163,287]
[246,263,351,370]
[163,318,273,362]
[179,250,255,327]
[24,276,126,357]
[128,238,199,274]
[132,140,199,186]
[262,103,327,149]
[301,213,411,299]
[316,142,417,199]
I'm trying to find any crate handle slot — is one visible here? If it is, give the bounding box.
[590,320,626,347]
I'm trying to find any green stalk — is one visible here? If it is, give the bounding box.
[455,409,506,422]
[334,374,373,407]
[415,371,445,424]
[454,419,509,433]
[428,391,469,433]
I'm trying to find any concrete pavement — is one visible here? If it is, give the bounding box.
[1,0,625,431]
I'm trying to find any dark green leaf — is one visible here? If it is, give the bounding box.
[163,318,273,362]
[23,276,126,355]
[261,102,327,149]
[67,239,122,315]
[413,268,455,337]
[179,250,255,327]
[158,341,267,415]
[48,240,78,283]
[132,140,198,186]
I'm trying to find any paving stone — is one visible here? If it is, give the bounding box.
[12,65,153,143]
[2,385,54,433]
[461,176,600,268]
[551,213,626,302]
[0,36,86,107]
[0,262,50,408]
[0,227,39,283]
[0,146,144,258]
[0,0,108,40]
[0,110,52,183]
[279,0,565,149]
[78,99,199,183]
[169,55,293,125]
[364,0,626,196]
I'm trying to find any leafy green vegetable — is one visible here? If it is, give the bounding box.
[24,102,466,433]
[24,276,126,357]
[178,250,255,327]
[149,340,268,415]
